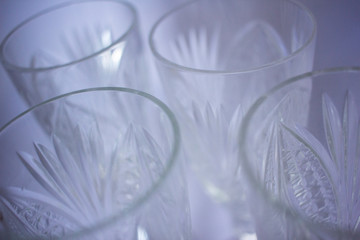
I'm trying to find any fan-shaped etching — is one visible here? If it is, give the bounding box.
[187,101,245,203]
[0,121,170,239]
[263,91,360,233]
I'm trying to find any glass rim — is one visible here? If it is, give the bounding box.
[239,66,360,237]
[0,0,137,73]
[149,0,317,75]
[0,87,181,239]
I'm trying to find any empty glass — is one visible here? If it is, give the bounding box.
[0,0,145,107]
[0,87,190,239]
[240,67,360,239]
[149,0,316,237]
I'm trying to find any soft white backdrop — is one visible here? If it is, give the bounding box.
[1,0,359,126]
[0,0,359,239]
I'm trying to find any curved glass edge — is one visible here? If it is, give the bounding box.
[0,87,181,239]
[238,66,360,238]
[149,0,317,75]
[0,0,137,73]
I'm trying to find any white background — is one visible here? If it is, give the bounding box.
[1,0,359,126]
[0,0,359,239]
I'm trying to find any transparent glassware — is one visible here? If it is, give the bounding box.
[240,67,360,239]
[0,87,190,240]
[149,0,316,237]
[0,0,145,107]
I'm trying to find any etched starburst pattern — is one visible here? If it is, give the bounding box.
[264,91,360,233]
[168,21,286,72]
[17,26,140,108]
[0,120,167,239]
[188,102,244,203]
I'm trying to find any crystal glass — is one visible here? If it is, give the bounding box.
[149,0,316,237]
[240,67,360,239]
[0,0,145,107]
[0,87,190,240]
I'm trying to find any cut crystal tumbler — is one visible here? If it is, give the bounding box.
[150,0,316,237]
[240,67,360,239]
[0,87,190,240]
[0,0,144,106]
